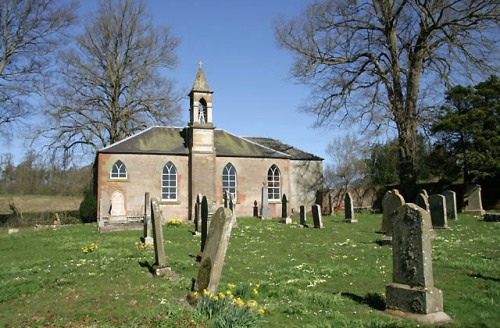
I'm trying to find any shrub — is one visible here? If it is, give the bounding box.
[79,190,97,223]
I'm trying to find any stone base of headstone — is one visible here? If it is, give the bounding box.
[484,213,500,222]
[144,236,154,245]
[154,265,180,279]
[8,228,19,234]
[192,231,201,237]
[281,217,292,224]
[384,309,452,325]
[464,209,486,216]
[386,283,447,316]
[344,218,358,223]
[377,236,392,245]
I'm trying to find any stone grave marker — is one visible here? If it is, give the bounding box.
[193,207,234,294]
[150,199,177,277]
[429,194,448,229]
[193,193,202,236]
[228,192,238,228]
[281,194,292,224]
[379,189,405,244]
[415,192,430,212]
[344,192,357,223]
[299,205,307,227]
[200,196,209,256]
[385,203,451,325]
[143,192,153,245]
[312,204,323,228]
[442,190,457,220]
[110,190,127,223]
[260,182,271,219]
[253,200,258,217]
[464,184,485,215]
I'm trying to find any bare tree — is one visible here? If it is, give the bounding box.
[275,0,499,199]
[41,0,182,159]
[0,0,76,138]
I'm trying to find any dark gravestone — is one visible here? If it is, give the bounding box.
[253,200,258,217]
[312,204,323,228]
[442,190,457,221]
[281,194,292,224]
[299,205,307,227]
[200,196,208,254]
[385,204,451,324]
[415,192,430,213]
[429,194,448,229]
[344,192,357,223]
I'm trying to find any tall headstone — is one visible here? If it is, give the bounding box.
[253,200,259,217]
[143,192,153,244]
[228,192,238,228]
[344,192,357,223]
[299,205,307,227]
[110,190,127,223]
[150,199,177,277]
[312,204,323,228]
[442,190,458,220]
[193,207,234,294]
[385,204,451,324]
[379,190,405,243]
[464,184,485,215]
[200,196,209,254]
[328,193,335,215]
[281,194,292,224]
[193,194,202,236]
[260,182,271,219]
[429,194,448,229]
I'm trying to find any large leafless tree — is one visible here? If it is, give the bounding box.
[275,0,499,199]
[0,0,76,138]
[42,0,182,159]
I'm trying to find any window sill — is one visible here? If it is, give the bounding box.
[108,178,129,182]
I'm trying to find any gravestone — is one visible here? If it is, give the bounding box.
[385,204,451,325]
[415,192,430,213]
[143,192,153,245]
[281,194,292,224]
[344,192,357,223]
[299,205,307,227]
[253,200,259,217]
[312,204,323,228]
[464,184,485,215]
[379,190,405,244]
[228,192,238,228]
[150,199,177,277]
[110,190,127,222]
[442,190,458,220]
[98,198,106,229]
[260,183,271,219]
[193,207,234,294]
[429,194,448,229]
[329,193,335,215]
[193,193,202,236]
[200,196,209,256]
[419,189,429,197]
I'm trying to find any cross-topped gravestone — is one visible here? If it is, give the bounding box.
[385,203,451,324]
[193,207,234,294]
[344,192,357,223]
[312,204,323,228]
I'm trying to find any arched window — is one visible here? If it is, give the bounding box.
[197,99,208,123]
[110,160,127,179]
[267,165,281,200]
[162,162,177,201]
[222,163,237,200]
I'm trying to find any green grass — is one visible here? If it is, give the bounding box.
[0,213,499,327]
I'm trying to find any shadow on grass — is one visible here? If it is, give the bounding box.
[468,273,500,282]
[341,292,386,311]
[138,260,155,275]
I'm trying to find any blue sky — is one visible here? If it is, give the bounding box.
[3,0,345,165]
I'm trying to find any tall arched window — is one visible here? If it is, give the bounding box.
[110,160,127,179]
[162,162,177,201]
[222,163,237,200]
[267,165,281,200]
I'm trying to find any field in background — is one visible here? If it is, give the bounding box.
[0,195,82,215]
[1,213,499,327]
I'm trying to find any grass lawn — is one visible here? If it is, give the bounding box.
[0,213,499,327]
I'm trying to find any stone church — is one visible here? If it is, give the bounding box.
[95,64,323,222]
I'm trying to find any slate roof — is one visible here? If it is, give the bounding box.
[98,126,322,161]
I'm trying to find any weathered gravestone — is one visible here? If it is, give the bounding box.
[253,200,259,217]
[227,192,238,228]
[110,190,127,223]
[281,194,292,224]
[299,205,307,227]
[344,192,357,223]
[199,196,209,260]
[193,193,202,236]
[312,204,323,228]
[260,183,271,219]
[150,199,177,278]
[442,190,458,221]
[429,194,448,229]
[143,192,153,245]
[379,190,405,244]
[464,184,485,215]
[385,204,451,325]
[329,193,335,215]
[192,207,234,294]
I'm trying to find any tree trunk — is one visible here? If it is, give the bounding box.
[397,120,418,201]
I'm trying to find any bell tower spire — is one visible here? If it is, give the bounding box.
[189,60,213,126]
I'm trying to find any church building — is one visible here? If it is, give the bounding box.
[95,64,323,222]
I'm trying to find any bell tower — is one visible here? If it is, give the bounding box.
[188,61,216,220]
